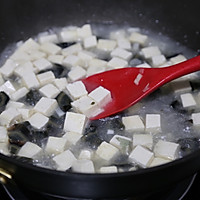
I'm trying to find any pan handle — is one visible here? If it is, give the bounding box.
[0,168,12,184]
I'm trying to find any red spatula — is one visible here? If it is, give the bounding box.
[82,55,200,120]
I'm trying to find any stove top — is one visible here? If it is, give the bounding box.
[0,173,199,200]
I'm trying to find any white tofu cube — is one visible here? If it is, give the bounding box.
[28,112,49,129]
[145,114,161,133]
[150,157,170,167]
[111,48,132,61]
[14,61,36,76]
[78,51,96,64]
[63,55,82,68]
[28,50,47,61]
[66,81,88,100]
[117,38,131,50]
[34,97,58,117]
[180,93,196,108]
[170,54,187,64]
[0,126,8,142]
[37,71,55,86]
[77,24,92,39]
[71,96,101,118]
[129,145,154,168]
[72,159,95,173]
[11,50,30,63]
[97,39,117,52]
[99,166,118,173]
[151,55,166,67]
[88,86,112,108]
[62,43,82,56]
[109,29,126,40]
[141,46,161,59]
[0,80,16,96]
[22,72,40,89]
[64,112,87,134]
[170,80,191,94]
[6,101,25,109]
[18,142,42,158]
[136,62,152,68]
[47,55,64,65]
[122,115,145,132]
[53,150,77,171]
[83,36,97,49]
[11,87,29,101]
[68,66,86,82]
[129,32,148,45]
[38,33,59,44]
[132,134,153,150]
[0,59,17,77]
[78,150,93,160]
[0,107,21,127]
[0,143,10,156]
[62,131,82,147]
[17,108,33,120]
[18,38,40,52]
[33,58,53,71]
[154,140,179,160]
[110,135,131,150]
[53,78,68,91]
[39,83,60,98]
[107,57,128,69]
[45,136,67,155]
[191,113,200,126]
[87,65,106,76]
[60,29,78,42]
[96,141,119,161]
[40,42,61,55]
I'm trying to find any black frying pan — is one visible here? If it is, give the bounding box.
[0,0,200,199]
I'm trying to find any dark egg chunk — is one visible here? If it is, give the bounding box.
[25,89,42,106]
[0,91,10,113]
[56,42,76,49]
[56,92,72,112]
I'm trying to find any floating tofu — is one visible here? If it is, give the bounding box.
[154,140,179,160]
[18,142,42,158]
[66,81,88,100]
[78,149,93,160]
[53,150,77,171]
[37,71,55,86]
[96,141,119,161]
[62,131,82,147]
[88,86,112,108]
[38,33,59,44]
[191,113,200,126]
[18,38,40,52]
[47,54,64,65]
[170,80,191,94]
[77,24,92,39]
[59,28,78,42]
[99,166,118,173]
[170,54,186,64]
[129,145,154,168]
[132,134,153,150]
[0,126,8,142]
[64,112,87,134]
[68,66,86,82]
[151,55,166,67]
[83,36,97,49]
[40,42,61,55]
[150,157,170,167]
[97,39,117,52]
[34,97,58,117]
[107,57,128,69]
[72,159,95,173]
[22,72,40,89]
[33,58,53,71]
[117,38,131,50]
[28,112,49,129]
[141,46,161,59]
[62,43,82,56]
[0,80,16,96]
[180,93,196,108]
[129,32,148,45]
[39,83,60,98]
[63,55,82,68]
[45,136,67,155]
[0,143,10,156]
[11,87,29,101]
[122,115,145,132]
[17,108,33,120]
[0,59,17,77]
[110,48,132,61]
[53,78,68,91]
[145,114,161,133]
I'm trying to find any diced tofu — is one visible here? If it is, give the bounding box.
[129,145,154,168]
[64,112,87,134]
[0,80,16,96]
[11,87,29,101]
[150,157,170,167]
[132,134,153,150]
[191,113,200,126]
[141,46,161,59]
[0,107,21,127]
[17,108,33,120]
[33,58,53,71]
[151,55,166,67]
[77,24,92,39]
[39,83,60,98]
[107,57,128,69]
[87,65,106,76]
[117,38,131,50]
[154,140,179,160]
[40,42,61,55]
[0,143,10,156]
[88,58,107,68]
[53,78,68,91]
[99,166,118,173]
[45,136,67,155]
[71,95,101,118]
[28,112,49,129]
[62,131,82,147]
[22,72,40,89]
[66,81,88,100]
[122,115,145,132]
[6,101,25,109]
[170,80,191,94]
[38,33,59,44]
[59,28,78,42]
[79,150,93,160]
[53,150,77,171]
[47,54,64,65]
[34,97,58,117]
[170,54,187,64]
[111,48,132,61]
[83,36,97,49]
[78,51,96,64]
[62,43,82,56]
[109,29,126,40]
[14,61,36,76]
[18,142,42,158]
[129,32,148,45]
[11,50,30,63]
[88,86,112,107]
[145,114,161,133]
[0,59,17,77]
[96,141,119,161]
[136,62,152,68]
[37,71,55,86]
[18,38,40,52]
[180,93,196,108]
[28,49,46,61]
[63,55,82,68]
[97,39,117,52]
[68,66,86,82]
[0,126,8,142]
[72,159,95,173]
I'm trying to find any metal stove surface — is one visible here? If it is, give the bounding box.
[0,173,199,200]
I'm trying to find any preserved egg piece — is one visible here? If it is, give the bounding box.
[30,130,48,146]
[190,80,200,91]
[56,92,72,112]
[25,89,42,106]
[0,91,10,113]
[56,42,76,49]
[9,144,20,155]
[170,100,188,114]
